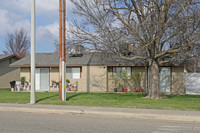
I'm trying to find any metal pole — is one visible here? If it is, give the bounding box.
[62,61,66,101]
[30,0,35,104]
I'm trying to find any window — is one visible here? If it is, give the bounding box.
[113,67,131,78]
[160,67,171,93]
[66,67,81,79]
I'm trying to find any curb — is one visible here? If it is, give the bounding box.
[0,106,200,122]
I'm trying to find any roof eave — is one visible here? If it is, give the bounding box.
[9,65,59,68]
[0,54,21,62]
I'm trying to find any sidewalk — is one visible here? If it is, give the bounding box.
[0,103,200,122]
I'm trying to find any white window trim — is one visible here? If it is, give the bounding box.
[66,67,81,79]
[113,67,131,78]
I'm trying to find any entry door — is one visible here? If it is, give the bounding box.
[160,67,171,93]
[35,68,40,90]
[40,68,49,90]
[35,68,49,91]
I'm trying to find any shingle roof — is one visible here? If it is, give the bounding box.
[79,52,147,66]
[183,57,200,72]
[10,52,147,67]
[0,54,20,61]
[10,53,59,67]
[0,55,11,60]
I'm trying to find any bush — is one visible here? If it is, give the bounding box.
[21,77,26,83]
[66,79,70,83]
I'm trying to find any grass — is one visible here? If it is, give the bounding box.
[1,89,200,111]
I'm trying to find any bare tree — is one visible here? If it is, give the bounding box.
[54,40,59,52]
[54,39,71,53]
[69,0,200,98]
[3,28,30,58]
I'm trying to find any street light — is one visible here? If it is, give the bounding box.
[30,0,36,104]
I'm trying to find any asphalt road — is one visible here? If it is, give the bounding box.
[0,111,200,133]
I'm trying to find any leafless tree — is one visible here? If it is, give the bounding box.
[54,39,72,53]
[54,40,59,52]
[69,0,200,98]
[3,28,30,58]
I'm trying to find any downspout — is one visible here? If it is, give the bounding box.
[106,66,108,92]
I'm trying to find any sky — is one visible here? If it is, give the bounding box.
[0,0,75,54]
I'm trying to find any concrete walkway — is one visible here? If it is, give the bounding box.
[0,103,200,122]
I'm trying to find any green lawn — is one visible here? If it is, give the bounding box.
[1,89,200,111]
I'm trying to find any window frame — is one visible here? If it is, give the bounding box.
[113,67,132,79]
[66,67,81,79]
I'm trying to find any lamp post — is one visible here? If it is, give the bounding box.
[30,0,36,104]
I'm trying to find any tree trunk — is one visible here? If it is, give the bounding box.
[147,60,160,99]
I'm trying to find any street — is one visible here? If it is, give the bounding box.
[0,111,200,133]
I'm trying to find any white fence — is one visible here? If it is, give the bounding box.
[185,73,200,94]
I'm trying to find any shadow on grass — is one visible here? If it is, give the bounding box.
[163,94,200,99]
[106,92,147,98]
[66,93,83,101]
[36,94,59,103]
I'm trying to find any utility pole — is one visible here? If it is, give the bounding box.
[59,0,66,101]
[30,0,35,104]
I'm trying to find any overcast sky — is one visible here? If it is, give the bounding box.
[0,0,75,54]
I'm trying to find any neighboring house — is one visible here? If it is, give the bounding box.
[10,52,186,94]
[0,54,20,89]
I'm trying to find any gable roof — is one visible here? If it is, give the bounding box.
[10,52,147,67]
[10,53,59,67]
[184,57,200,72]
[0,54,20,62]
[0,55,10,60]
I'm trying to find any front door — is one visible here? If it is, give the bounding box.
[35,68,40,90]
[35,68,49,91]
[160,67,171,93]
